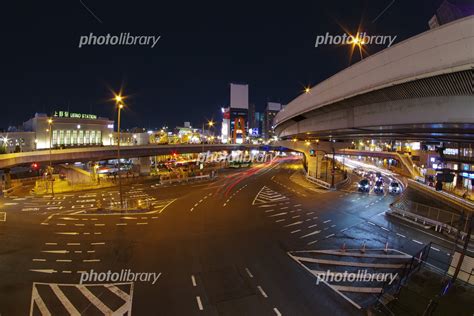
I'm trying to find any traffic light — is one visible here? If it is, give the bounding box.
[309,149,315,156]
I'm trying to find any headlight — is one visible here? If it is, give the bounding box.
[365,185,369,188]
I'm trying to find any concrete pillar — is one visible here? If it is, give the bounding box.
[2,169,12,190]
[138,157,151,176]
[307,155,323,179]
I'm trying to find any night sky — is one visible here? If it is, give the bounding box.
[0,0,463,129]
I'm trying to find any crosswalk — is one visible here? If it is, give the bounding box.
[252,186,288,205]
[288,248,412,309]
[30,282,134,315]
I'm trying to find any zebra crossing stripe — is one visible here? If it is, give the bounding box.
[252,186,288,205]
[49,284,81,315]
[30,282,134,316]
[77,285,113,314]
[30,286,51,316]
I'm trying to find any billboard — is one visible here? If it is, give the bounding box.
[230,83,249,109]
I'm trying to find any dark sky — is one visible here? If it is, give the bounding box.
[0,0,457,129]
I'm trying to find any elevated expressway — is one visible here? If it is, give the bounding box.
[0,144,283,170]
[274,16,474,143]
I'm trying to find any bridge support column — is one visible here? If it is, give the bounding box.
[1,169,12,190]
[138,157,151,176]
[307,155,324,179]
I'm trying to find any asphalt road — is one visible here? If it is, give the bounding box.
[0,158,468,315]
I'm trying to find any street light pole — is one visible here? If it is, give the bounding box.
[48,118,54,196]
[115,97,124,209]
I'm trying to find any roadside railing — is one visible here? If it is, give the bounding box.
[158,174,212,186]
[305,172,331,189]
[388,205,472,242]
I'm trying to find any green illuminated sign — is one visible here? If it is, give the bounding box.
[53,111,97,120]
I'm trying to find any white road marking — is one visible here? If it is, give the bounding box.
[291,229,301,234]
[273,307,282,316]
[83,259,100,263]
[430,246,440,252]
[284,221,303,227]
[323,220,331,224]
[245,268,254,278]
[412,240,423,245]
[42,250,69,254]
[29,269,57,274]
[257,286,268,298]
[32,259,46,262]
[191,275,197,287]
[268,212,287,217]
[91,242,105,246]
[300,230,321,238]
[396,233,406,238]
[196,296,204,310]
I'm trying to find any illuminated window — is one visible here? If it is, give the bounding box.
[85,131,90,144]
[52,130,58,145]
[71,130,77,145]
[78,130,84,144]
[59,130,65,145]
[90,131,96,144]
[65,130,71,145]
[96,131,102,144]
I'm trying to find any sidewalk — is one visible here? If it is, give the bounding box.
[32,178,116,195]
[382,266,474,316]
[408,179,474,212]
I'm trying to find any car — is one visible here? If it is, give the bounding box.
[353,167,364,176]
[366,171,376,179]
[358,179,370,192]
[389,182,401,194]
[374,180,384,194]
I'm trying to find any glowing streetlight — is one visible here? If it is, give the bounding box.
[114,93,125,209]
[47,118,54,196]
